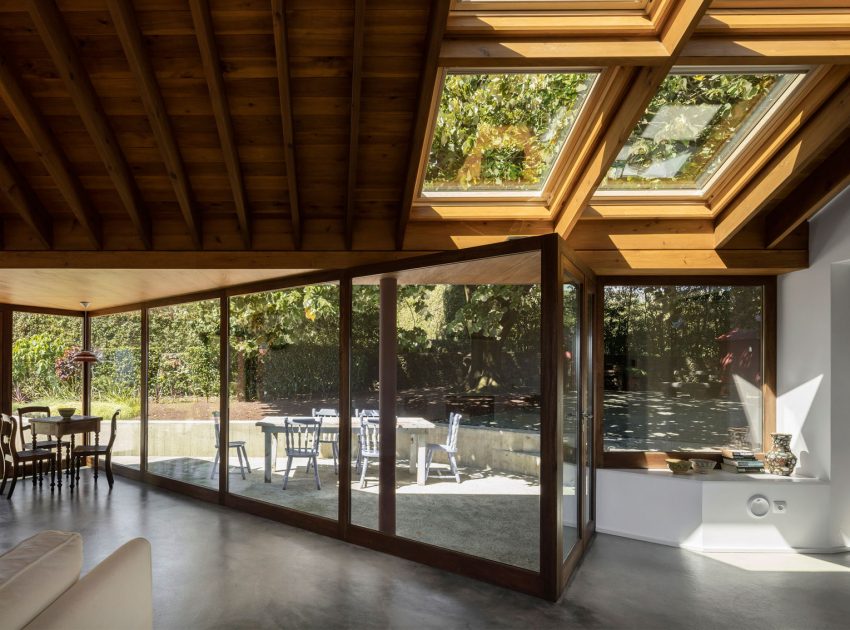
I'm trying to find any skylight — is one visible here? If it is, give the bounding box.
[422,72,598,194]
[599,72,804,192]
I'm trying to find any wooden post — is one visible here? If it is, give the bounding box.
[219,294,229,501]
[0,306,11,416]
[82,311,91,417]
[338,276,352,535]
[378,276,397,534]
[140,307,149,474]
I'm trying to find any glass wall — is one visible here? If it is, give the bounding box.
[147,299,220,486]
[562,272,580,559]
[389,251,542,570]
[12,312,84,415]
[228,284,339,520]
[603,284,764,452]
[91,312,142,468]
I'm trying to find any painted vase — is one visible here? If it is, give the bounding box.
[765,433,797,476]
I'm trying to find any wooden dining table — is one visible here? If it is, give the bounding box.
[28,415,102,490]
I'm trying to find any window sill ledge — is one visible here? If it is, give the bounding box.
[607,468,826,483]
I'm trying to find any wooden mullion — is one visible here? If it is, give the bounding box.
[378,277,397,534]
[0,306,11,415]
[140,307,148,474]
[763,277,777,447]
[344,0,366,250]
[0,143,52,248]
[27,0,150,249]
[271,0,302,250]
[219,294,228,501]
[338,275,352,536]
[82,312,91,416]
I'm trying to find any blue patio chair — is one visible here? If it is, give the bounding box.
[312,408,339,474]
[357,416,380,489]
[209,411,250,480]
[354,409,379,471]
[283,417,322,490]
[424,412,462,484]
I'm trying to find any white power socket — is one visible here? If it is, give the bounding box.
[773,500,788,514]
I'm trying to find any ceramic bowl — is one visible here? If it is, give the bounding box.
[57,407,76,419]
[665,458,691,474]
[690,458,717,474]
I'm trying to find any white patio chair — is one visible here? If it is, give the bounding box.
[354,409,379,471]
[283,417,322,490]
[357,415,380,489]
[312,408,339,474]
[424,412,462,484]
[209,411,251,480]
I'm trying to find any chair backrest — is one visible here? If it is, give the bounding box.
[285,417,322,455]
[107,410,120,450]
[312,408,338,418]
[1,414,19,465]
[358,416,380,456]
[211,411,221,448]
[355,409,379,418]
[446,412,462,451]
[16,406,50,451]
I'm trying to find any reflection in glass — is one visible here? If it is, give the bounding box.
[562,278,580,559]
[601,73,801,190]
[424,72,597,192]
[147,299,220,486]
[91,312,142,468]
[603,285,764,452]
[228,285,339,520]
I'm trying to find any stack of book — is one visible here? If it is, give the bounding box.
[720,448,764,473]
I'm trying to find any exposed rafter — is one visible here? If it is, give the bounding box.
[271,0,302,250]
[345,0,366,250]
[553,0,713,240]
[0,53,101,249]
[0,144,52,248]
[188,0,251,250]
[27,0,152,249]
[396,0,452,250]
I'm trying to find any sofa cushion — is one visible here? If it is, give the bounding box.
[0,531,83,630]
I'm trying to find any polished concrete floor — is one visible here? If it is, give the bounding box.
[2,470,849,629]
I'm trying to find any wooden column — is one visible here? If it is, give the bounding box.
[82,312,91,417]
[0,306,11,416]
[378,276,397,534]
[338,276,352,535]
[140,308,149,474]
[218,294,229,501]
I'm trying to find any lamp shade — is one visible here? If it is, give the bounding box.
[72,350,98,364]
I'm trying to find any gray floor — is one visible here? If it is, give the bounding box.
[1,470,848,630]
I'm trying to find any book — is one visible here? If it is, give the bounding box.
[721,462,764,474]
[723,457,763,468]
[721,448,757,459]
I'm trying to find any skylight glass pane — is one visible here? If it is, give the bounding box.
[423,72,597,193]
[600,72,802,191]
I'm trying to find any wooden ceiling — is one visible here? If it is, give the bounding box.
[0,0,848,278]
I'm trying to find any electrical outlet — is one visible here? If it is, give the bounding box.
[773,500,787,514]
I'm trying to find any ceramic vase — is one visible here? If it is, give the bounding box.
[764,433,797,476]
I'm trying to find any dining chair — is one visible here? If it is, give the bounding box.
[353,409,379,472]
[17,406,67,482]
[282,417,322,490]
[357,415,381,489]
[424,412,462,484]
[1,414,56,499]
[209,411,251,480]
[71,410,119,489]
[312,408,339,474]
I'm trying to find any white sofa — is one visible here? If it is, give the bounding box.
[0,531,152,630]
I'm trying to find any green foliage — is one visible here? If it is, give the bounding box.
[12,314,82,402]
[425,72,594,191]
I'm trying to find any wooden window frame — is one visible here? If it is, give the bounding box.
[595,275,776,469]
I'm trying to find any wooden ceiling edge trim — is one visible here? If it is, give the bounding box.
[345,0,366,251]
[0,54,101,249]
[188,0,250,250]
[573,248,808,275]
[395,0,453,251]
[0,144,52,248]
[765,134,850,248]
[271,0,302,250]
[27,0,150,250]
[715,78,850,248]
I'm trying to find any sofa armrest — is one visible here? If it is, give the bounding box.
[24,538,152,630]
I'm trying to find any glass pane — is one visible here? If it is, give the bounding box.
[227,285,339,521]
[603,285,764,452]
[600,73,801,190]
[423,72,597,193]
[583,294,594,528]
[147,299,220,487]
[12,312,84,416]
[391,251,542,571]
[562,275,580,559]
[91,312,142,469]
[351,284,380,530]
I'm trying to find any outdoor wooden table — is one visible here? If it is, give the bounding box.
[256,416,435,485]
[29,415,102,490]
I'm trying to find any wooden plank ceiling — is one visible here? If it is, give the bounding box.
[0,0,848,277]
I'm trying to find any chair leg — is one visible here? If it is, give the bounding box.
[51,456,56,490]
[94,455,99,482]
[312,456,321,490]
[236,447,246,480]
[210,449,220,479]
[65,443,71,478]
[332,442,339,475]
[75,456,81,485]
[282,456,293,490]
[242,446,252,473]
[8,466,18,499]
[449,453,460,484]
[31,461,37,487]
[424,447,434,481]
[0,465,8,494]
[359,457,368,489]
[105,455,114,489]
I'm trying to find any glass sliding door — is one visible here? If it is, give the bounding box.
[227,284,340,521]
[146,299,220,487]
[562,270,581,559]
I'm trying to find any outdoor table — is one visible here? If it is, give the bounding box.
[256,416,435,485]
[29,415,102,490]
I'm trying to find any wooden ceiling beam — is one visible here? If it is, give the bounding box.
[439,38,668,67]
[0,144,52,249]
[396,0,452,250]
[553,0,712,240]
[445,13,655,38]
[0,54,101,249]
[765,133,850,249]
[574,248,807,275]
[344,0,365,251]
[679,36,850,64]
[715,79,850,247]
[698,10,850,36]
[188,0,250,250]
[27,0,151,249]
[271,0,302,250]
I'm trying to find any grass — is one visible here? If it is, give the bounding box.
[15,398,141,421]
